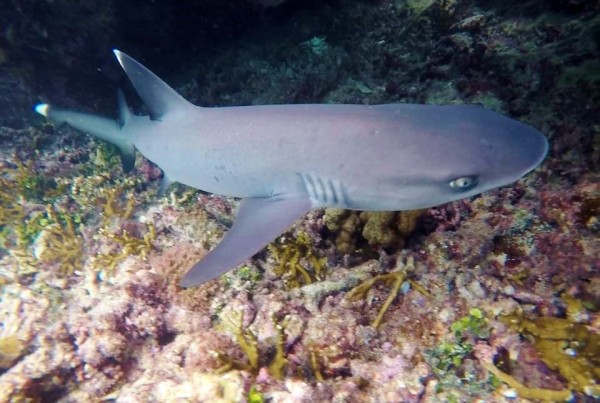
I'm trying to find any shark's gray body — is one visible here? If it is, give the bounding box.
[35,50,548,287]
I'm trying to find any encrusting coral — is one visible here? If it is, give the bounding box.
[324,209,422,255]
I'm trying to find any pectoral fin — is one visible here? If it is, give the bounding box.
[180,195,312,287]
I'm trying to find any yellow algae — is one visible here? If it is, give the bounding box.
[94,223,156,274]
[499,299,599,398]
[0,177,24,227]
[216,310,259,374]
[216,312,289,379]
[33,206,83,276]
[267,317,289,380]
[98,187,136,226]
[269,231,326,288]
[484,362,573,401]
[346,257,429,329]
[310,349,324,382]
[0,335,25,369]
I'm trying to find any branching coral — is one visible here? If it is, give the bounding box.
[323,209,361,254]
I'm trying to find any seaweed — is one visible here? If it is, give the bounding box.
[32,206,83,276]
[494,294,600,398]
[94,223,156,274]
[0,335,25,369]
[268,231,326,288]
[426,308,496,399]
[216,312,289,380]
[346,257,429,329]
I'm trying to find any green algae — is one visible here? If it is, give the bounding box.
[247,386,264,403]
[450,308,489,339]
[426,308,496,398]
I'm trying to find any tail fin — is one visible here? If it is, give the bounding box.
[113,49,194,121]
[34,103,136,172]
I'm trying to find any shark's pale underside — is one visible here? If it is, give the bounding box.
[35,50,548,287]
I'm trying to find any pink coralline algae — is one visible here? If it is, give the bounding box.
[1,122,598,402]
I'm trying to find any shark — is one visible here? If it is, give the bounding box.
[35,50,548,287]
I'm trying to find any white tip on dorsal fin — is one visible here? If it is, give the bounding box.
[113,49,193,120]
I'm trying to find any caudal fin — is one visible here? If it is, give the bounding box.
[34,103,136,172]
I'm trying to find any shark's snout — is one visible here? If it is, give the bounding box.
[509,124,549,179]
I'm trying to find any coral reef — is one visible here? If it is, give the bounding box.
[324,209,422,255]
[0,0,598,401]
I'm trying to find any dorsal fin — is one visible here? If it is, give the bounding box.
[113,49,193,120]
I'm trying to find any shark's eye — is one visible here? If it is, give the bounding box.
[449,176,477,190]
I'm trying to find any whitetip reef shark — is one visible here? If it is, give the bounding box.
[35,50,548,287]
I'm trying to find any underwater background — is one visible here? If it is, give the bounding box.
[0,0,598,401]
